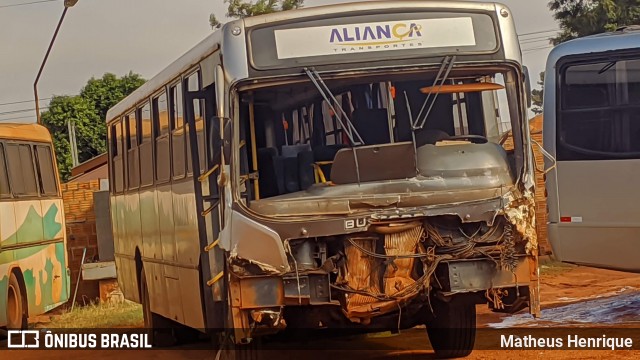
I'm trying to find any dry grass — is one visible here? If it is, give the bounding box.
[35,301,143,329]
[539,258,577,277]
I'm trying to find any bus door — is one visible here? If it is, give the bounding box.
[184,66,226,329]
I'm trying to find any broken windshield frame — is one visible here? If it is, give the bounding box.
[232,65,525,217]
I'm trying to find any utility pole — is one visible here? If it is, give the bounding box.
[33,0,79,124]
[67,120,79,167]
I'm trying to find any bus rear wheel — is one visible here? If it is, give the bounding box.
[425,296,476,359]
[7,272,27,330]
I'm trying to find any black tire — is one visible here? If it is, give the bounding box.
[7,272,27,330]
[215,333,261,360]
[426,297,476,359]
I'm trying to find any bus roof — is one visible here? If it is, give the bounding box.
[546,26,640,67]
[106,0,513,124]
[241,0,503,27]
[0,123,52,143]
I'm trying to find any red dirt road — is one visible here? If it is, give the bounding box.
[3,265,640,360]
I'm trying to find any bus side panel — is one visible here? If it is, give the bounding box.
[140,189,162,260]
[172,179,205,329]
[157,182,183,322]
[550,160,640,272]
[14,200,44,246]
[117,193,140,303]
[141,188,171,318]
[0,201,17,326]
[3,199,68,317]
[40,199,70,306]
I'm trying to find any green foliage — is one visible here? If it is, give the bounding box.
[80,72,145,123]
[210,0,304,28]
[549,0,640,44]
[531,72,545,115]
[41,73,145,181]
[532,1,640,113]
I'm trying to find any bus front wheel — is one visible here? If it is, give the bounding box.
[425,296,476,359]
[7,272,27,330]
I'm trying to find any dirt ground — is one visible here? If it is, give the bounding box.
[3,264,640,360]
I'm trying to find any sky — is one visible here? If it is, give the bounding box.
[0,0,558,123]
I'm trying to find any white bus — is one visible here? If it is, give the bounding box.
[107,1,538,357]
[543,26,640,273]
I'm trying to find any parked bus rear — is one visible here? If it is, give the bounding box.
[543,26,640,272]
[0,123,70,329]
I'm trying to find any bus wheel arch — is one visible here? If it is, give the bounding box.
[134,247,143,301]
[6,268,28,329]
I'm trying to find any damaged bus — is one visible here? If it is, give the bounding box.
[107,1,539,357]
[543,26,640,272]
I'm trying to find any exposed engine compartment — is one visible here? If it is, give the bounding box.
[284,215,525,324]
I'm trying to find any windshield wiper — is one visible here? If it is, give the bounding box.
[598,60,616,75]
[304,67,365,146]
[413,55,457,130]
[304,67,364,185]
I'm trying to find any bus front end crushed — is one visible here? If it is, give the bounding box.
[221,141,539,355]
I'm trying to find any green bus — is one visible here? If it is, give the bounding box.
[0,123,70,329]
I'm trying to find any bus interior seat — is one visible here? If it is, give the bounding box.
[279,144,312,193]
[298,150,315,190]
[257,147,280,198]
[313,144,348,181]
[415,129,451,147]
[352,108,390,145]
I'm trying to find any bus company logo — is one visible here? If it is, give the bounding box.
[329,22,423,47]
[6,330,152,349]
[7,330,40,348]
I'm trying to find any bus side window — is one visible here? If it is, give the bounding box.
[6,143,38,197]
[170,82,186,179]
[126,112,140,190]
[186,71,206,174]
[153,92,170,183]
[35,145,58,196]
[111,120,125,193]
[0,143,10,198]
[139,102,153,187]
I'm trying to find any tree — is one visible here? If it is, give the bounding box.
[531,72,545,115]
[41,72,145,181]
[210,0,304,28]
[531,0,640,114]
[41,96,102,181]
[549,0,640,44]
[80,72,146,123]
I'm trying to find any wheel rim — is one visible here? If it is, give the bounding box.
[7,283,20,325]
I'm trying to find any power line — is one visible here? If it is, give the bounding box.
[523,45,554,54]
[520,34,557,42]
[0,115,36,121]
[0,0,59,9]
[0,107,49,116]
[518,29,558,37]
[0,97,52,107]
[520,38,552,45]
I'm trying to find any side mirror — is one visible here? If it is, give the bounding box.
[523,66,532,108]
[213,65,231,170]
[215,65,225,119]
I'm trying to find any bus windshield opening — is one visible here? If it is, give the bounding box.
[237,67,521,217]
